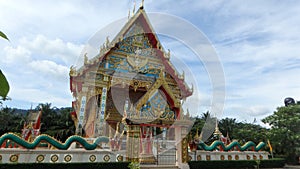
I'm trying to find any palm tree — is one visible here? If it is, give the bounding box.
[219,118,236,136]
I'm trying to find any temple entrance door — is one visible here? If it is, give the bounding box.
[139,125,177,165]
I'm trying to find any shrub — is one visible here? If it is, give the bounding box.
[0,162,130,169]
[188,158,285,169]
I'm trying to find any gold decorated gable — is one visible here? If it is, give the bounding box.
[116,23,153,54]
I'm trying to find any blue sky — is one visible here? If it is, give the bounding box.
[1,0,300,126]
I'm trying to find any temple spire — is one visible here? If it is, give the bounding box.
[128,9,130,19]
[132,0,136,14]
[140,0,144,9]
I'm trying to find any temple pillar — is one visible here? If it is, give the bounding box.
[176,126,189,168]
[126,124,140,162]
[76,87,88,136]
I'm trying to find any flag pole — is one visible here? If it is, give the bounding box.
[267,139,274,158]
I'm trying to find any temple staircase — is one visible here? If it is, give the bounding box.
[141,165,179,169]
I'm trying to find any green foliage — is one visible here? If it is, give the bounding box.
[229,122,267,144]
[0,31,9,41]
[259,158,286,168]
[188,159,285,169]
[0,31,10,103]
[0,104,75,141]
[0,162,130,169]
[38,103,75,141]
[0,70,10,101]
[190,112,267,145]
[0,107,23,135]
[128,162,140,169]
[262,104,300,164]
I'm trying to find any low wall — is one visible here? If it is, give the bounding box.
[0,148,125,163]
[188,151,269,161]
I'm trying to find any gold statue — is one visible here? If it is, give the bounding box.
[69,65,77,76]
[105,36,110,49]
[84,53,89,65]
[165,49,170,60]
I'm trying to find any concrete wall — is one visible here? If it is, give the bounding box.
[188,151,269,161]
[0,148,125,163]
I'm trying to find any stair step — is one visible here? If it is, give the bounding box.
[141,165,179,169]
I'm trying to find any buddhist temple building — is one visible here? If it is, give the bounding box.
[69,4,193,165]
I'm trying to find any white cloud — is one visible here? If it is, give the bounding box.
[0,34,83,108]
[1,0,300,126]
[19,35,84,65]
[3,46,31,64]
[28,60,69,81]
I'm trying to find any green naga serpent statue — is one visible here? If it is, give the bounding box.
[0,133,109,150]
[0,133,266,152]
[197,140,266,152]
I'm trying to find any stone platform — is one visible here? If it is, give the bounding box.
[189,150,269,161]
[0,148,125,163]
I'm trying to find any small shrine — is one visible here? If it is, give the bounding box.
[69,5,193,165]
[21,109,42,142]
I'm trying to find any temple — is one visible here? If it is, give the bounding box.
[69,5,193,164]
[0,4,270,167]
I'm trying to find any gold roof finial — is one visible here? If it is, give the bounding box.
[185,108,190,120]
[69,65,77,76]
[84,53,89,65]
[199,130,203,141]
[132,0,136,14]
[194,128,199,141]
[140,0,144,8]
[128,9,131,20]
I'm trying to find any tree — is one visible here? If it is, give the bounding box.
[0,31,10,103]
[0,70,9,102]
[0,107,23,135]
[219,117,236,137]
[231,122,267,144]
[262,104,300,163]
[37,103,75,141]
[0,31,9,41]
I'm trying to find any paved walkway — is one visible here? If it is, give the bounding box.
[284,165,300,168]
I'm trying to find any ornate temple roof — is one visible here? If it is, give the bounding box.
[70,6,192,98]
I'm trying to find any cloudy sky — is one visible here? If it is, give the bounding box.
[1,0,300,125]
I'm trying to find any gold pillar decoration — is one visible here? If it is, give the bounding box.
[214,118,222,140]
[84,53,89,65]
[181,127,189,163]
[126,124,140,162]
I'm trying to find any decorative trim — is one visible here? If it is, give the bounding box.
[117,155,123,162]
[247,155,251,160]
[253,155,257,160]
[51,154,59,163]
[9,154,18,163]
[100,87,108,116]
[188,155,192,161]
[89,155,96,162]
[103,154,110,162]
[197,155,201,161]
[78,96,86,128]
[36,154,45,163]
[206,155,211,161]
[64,154,72,162]
[235,155,239,160]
